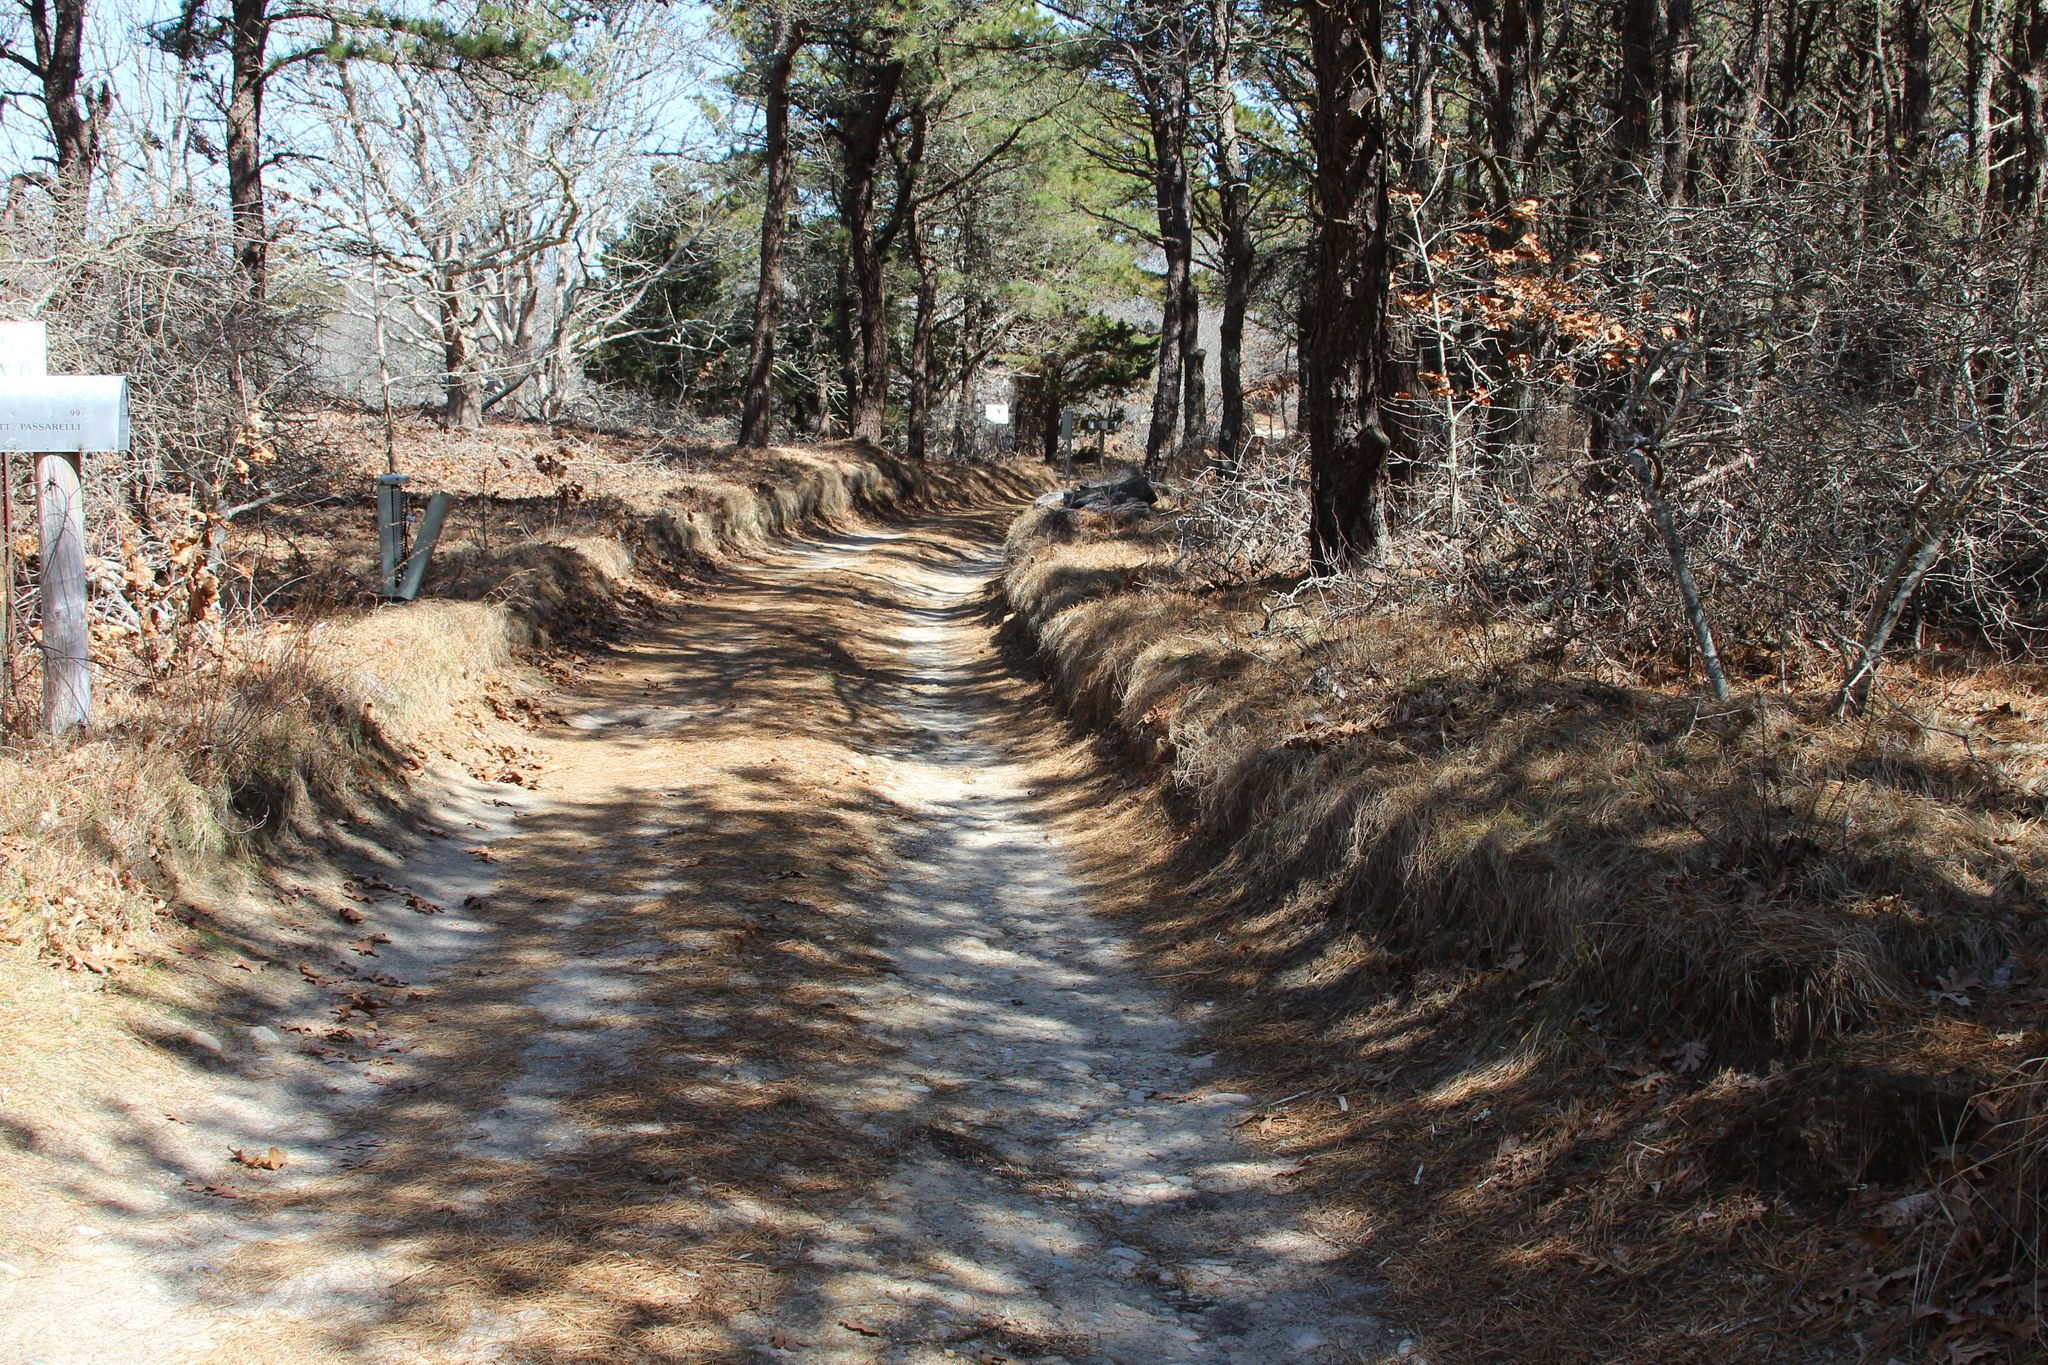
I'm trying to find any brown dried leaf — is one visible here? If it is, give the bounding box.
[230,1145,288,1171]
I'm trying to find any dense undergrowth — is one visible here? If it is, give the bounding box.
[0,414,1040,974]
[1003,498,2047,1362]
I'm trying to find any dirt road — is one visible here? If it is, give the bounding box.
[0,503,1389,1363]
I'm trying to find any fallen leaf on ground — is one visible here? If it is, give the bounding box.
[229,1146,288,1171]
[339,907,366,925]
[183,1179,243,1199]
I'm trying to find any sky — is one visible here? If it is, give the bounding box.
[0,1,734,221]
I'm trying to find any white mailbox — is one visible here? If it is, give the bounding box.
[0,376,131,452]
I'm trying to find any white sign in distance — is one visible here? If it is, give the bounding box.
[983,402,1010,426]
[0,321,48,378]
[0,376,131,452]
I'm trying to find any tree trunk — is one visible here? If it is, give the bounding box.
[1835,468,1993,716]
[952,354,981,457]
[839,56,907,447]
[846,196,890,445]
[904,182,938,462]
[1619,430,1729,700]
[1659,0,1695,204]
[1772,0,1824,151]
[1615,0,1659,176]
[830,254,854,437]
[1144,66,1194,472]
[1302,0,1394,571]
[1967,0,2008,217]
[1470,0,1543,197]
[1725,0,1773,193]
[1403,0,1441,193]
[440,276,483,430]
[2007,0,2048,218]
[1895,0,1932,179]
[1210,0,1253,466]
[738,15,803,449]
[951,298,990,458]
[228,0,270,301]
[1145,248,1188,471]
[27,1,100,223]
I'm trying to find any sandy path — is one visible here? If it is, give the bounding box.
[0,503,1389,1364]
[745,529,1386,1364]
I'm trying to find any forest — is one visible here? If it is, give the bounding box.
[1,0,2046,1361]
[1,0,2042,712]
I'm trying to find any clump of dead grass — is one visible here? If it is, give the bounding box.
[1007,505,2044,1045]
[1003,504,2048,1360]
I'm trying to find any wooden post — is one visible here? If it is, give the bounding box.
[0,325,130,738]
[2,450,15,710]
[376,473,411,597]
[36,451,89,735]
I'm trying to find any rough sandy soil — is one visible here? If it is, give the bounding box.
[0,502,1393,1363]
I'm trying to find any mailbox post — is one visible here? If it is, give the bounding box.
[0,322,132,737]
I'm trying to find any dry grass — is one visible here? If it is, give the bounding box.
[1002,502,2048,1361]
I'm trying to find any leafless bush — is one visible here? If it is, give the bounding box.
[0,204,320,733]
[1178,169,2048,705]
[1175,435,1308,583]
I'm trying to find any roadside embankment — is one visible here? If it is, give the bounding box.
[1000,496,2047,1362]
